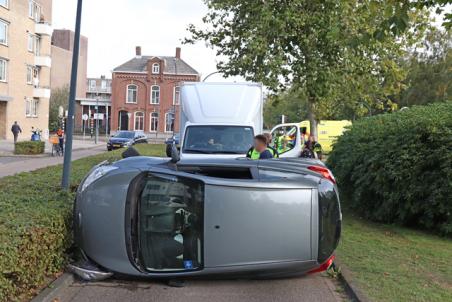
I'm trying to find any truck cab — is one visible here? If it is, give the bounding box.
[179,82,263,160]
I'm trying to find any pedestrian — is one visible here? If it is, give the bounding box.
[263,132,279,158]
[11,121,22,144]
[57,128,65,154]
[246,134,274,160]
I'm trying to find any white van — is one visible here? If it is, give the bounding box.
[179,82,263,160]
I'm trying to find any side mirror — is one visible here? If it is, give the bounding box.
[170,143,180,163]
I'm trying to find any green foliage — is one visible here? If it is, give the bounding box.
[327,102,452,235]
[186,1,430,136]
[49,86,69,131]
[0,144,165,301]
[399,29,452,107]
[263,89,309,129]
[14,141,45,155]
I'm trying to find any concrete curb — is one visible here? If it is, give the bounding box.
[31,273,74,302]
[334,258,371,302]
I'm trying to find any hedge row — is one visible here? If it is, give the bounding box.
[0,144,165,301]
[14,141,45,155]
[327,102,452,236]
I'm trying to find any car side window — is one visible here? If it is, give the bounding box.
[271,126,297,154]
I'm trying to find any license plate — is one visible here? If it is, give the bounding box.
[113,144,121,148]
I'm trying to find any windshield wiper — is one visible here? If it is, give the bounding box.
[210,151,244,154]
[183,149,213,154]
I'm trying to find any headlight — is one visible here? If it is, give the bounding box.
[80,165,118,192]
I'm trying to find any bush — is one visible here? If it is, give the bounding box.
[327,102,452,236]
[14,141,45,155]
[0,144,165,301]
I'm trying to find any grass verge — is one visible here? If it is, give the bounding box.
[0,144,165,301]
[337,210,452,302]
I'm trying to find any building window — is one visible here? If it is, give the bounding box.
[0,20,8,45]
[0,0,8,9]
[173,86,180,105]
[165,112,175,133]
[152,63,160,74]
[0,59,6,82]
[151,85,160,104]
[29,1,41,22]
[134,111,144,131]
[27,34,34,52]
[34,36,40,55]
[150,112,159,132]
[26,66,34,84]
[26,99,38,117]
[126,84,138,103]
[101,80,107,90]
[89,79,96,90]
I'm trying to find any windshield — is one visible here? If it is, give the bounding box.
[114,131,134,139]
[183,126,254,154]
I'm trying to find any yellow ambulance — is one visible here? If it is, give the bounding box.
[299,120,352,153]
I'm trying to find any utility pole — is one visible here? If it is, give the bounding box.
[61,0,83,189]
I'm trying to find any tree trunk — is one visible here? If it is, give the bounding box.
[308,99,318,140]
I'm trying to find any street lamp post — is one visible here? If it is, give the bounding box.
[61,0,83,189]
[95,96,99,144]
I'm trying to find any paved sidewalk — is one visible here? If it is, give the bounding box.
[0,145,106,178]
[55,275,344,302]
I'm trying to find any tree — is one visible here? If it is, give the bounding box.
[49,85,69,131]
[185,1,428,138]
[399,29,452,107]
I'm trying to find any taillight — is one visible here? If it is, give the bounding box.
[308,254,335,274]
[308,166,336,184]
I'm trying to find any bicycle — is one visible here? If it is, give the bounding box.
[50,135,63,156]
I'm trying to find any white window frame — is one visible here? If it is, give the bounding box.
[26,99,38,117]
[29,1,41,22]
[26,65,33,85]
[27,33,34,52]
[0,19,8,45]
[150,112,159,132]
[173,86,180,105]
[151,85,160,104]
[134,111,144,131]
[89,79,96,90]
[126,84,138,104]
[152,63,160,74]
[0,59,7,82]
[165,112,175,133]
[34,35,40,56]
[0,0,8,9]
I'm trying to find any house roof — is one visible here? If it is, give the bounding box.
[113,56,199,75]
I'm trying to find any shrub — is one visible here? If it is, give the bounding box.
[14,141,45,155]
[327,102,452,236]
[0,144,165,301]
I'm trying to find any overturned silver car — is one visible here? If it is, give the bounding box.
[71,154,341,280]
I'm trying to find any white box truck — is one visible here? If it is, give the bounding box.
[179,82,263,160]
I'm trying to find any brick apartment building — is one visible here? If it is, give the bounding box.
[50,29,88,99]
[111,47,199,138]
[0,0,53,140]
[75,76,112,134]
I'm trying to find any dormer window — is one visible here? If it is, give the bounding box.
[152,63,160,74]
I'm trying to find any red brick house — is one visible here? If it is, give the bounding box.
[111,47,200,138]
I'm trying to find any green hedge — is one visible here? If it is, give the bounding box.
[14,141,45,155]
[327,102,452,236]
[0,144,165,301]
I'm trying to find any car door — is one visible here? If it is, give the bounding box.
[270,123,302,157]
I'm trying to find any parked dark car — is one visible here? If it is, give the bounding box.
[107,131,147,151]
[70,152,341,281]
[165,133,180,157]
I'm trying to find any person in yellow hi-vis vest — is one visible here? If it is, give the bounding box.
[246,135,275,160]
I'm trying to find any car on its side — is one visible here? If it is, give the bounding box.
[70,151,341,281]
[165,133,180,157]
[107,131,147,151]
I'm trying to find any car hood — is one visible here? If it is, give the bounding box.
[109,138,132,144]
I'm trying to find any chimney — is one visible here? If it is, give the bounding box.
[175,47,181,59]
[136,46,142,58]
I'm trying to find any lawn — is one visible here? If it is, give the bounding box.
[0,144,165,301]
[337,211,452,302]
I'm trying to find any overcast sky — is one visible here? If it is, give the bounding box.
[52,0,238,81]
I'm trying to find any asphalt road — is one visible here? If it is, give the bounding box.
[54,275,345,302]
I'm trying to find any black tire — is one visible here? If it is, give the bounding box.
[166,144,172,157]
